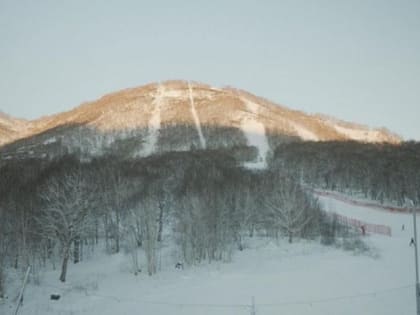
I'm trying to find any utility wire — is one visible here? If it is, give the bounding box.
[40,282,249,308]
[258,284,413,308]
[40,282,413,309]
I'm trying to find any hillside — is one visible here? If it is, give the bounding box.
[0,81,416,315]
[0,81,401,166]
[0,112,29,146]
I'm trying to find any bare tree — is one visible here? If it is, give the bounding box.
[175,186,235,265]
[102,170,130,253]
[38,171,96,282]
[141,197,159,276]
[125,190,159,276]
[0,205,11,299]
[122,201,145,275]
[264,180,315,243]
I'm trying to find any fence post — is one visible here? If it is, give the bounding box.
[14,266,31,315]
[251,296,256,315]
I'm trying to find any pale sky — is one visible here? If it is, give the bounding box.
[0,0,419,140]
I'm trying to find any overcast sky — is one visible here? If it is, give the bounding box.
[1,0,419,140]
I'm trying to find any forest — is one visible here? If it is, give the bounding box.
[1,140,419,298]
[272,141,420,205]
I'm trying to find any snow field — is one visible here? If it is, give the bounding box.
[240,99,269,169]
[333,125,383,142]
[1,195,416,315]
[142,84,163,156]
[188,82,206,149]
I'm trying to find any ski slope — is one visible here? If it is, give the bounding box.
[188,82,206,149]
[1,194,416,315]
[241,99,269,169]
[142,84,163,156]
[289,121,319,141]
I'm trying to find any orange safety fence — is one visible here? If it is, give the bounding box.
[329,212,392,236]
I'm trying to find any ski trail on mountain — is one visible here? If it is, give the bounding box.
[188,82,206,149]
[333,125,381,142]
[143,84,163,156]
[240,99,269,169]
[289,121,319,141]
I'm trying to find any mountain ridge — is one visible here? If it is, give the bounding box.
[0,80,401,165]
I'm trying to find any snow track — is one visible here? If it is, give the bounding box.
[188,82,206,149]
[142,84,163,156]
[289,121,318,141]
[240,99,269,169]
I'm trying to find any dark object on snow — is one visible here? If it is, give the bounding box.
[175,262,184,269]
[50,294,61,300]
[410,238,415,246]
[402,224,405,231]
[360,225,366,235]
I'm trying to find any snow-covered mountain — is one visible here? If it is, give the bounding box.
[0,80,401,164]
[0,111,30,146]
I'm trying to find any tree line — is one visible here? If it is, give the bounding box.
[6,138,416,295]
[271,141,420,206]
[0,148,337,297]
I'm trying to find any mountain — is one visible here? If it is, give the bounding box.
[0,111,30,146]
[0,80,401,166]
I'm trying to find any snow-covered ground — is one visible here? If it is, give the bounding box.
[241,99,269,169]
[141,84,163,156]
[289,121,319,141]
[1,195,416,315]
[333,125,383,143]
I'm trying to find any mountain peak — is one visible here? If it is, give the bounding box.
[0,81,401,164]
[0,111,30,146]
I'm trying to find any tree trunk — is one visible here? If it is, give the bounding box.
[136,218,142,247]
[249,223,254,237]
[95,218,99,245]
[60,246,70,282]
[74,236,80,264]
[47,239,53,260]
[104,215,110,252]
[115,213,120,253]
[157,203,164,242]
[80,239,84,262]
[0,265,4,298]
[14,253,19,269]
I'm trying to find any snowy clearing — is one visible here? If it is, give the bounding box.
[1,194,416,315]
[142,84,163,156]
[241,99,269,169]
[43,137,57,145]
